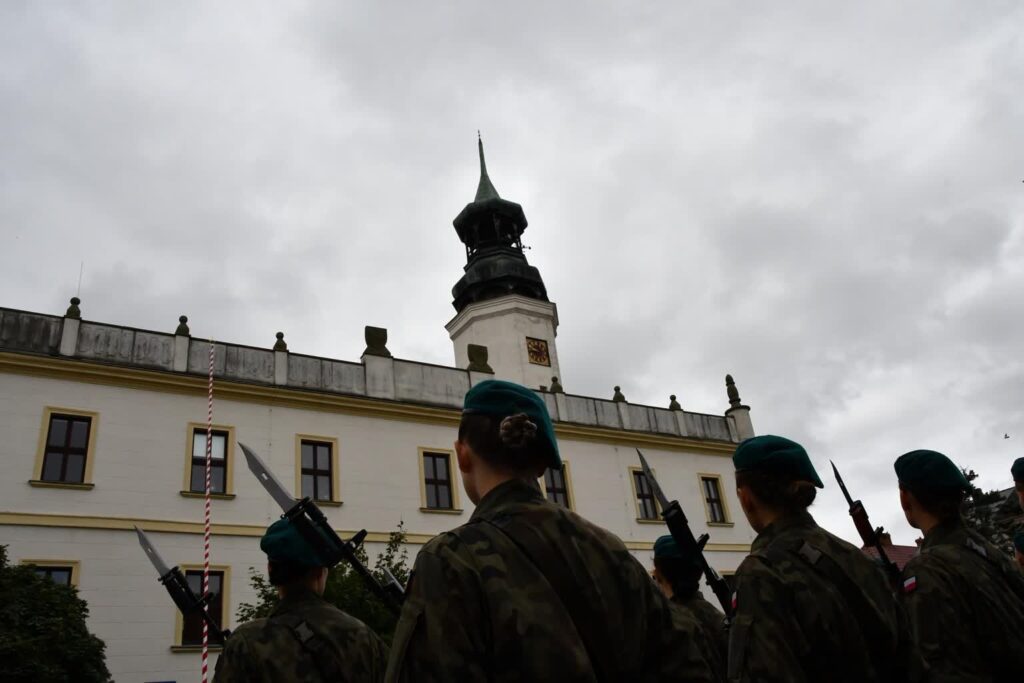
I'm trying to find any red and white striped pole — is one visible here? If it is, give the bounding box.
[201,339,214,682]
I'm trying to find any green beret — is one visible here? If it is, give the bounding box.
[732,435,823,488]
[1014,532,1024,554]
[894,450,970,493]
[463,379,560,467]
[654,535,681,559]
[260,518,327,568]
[1012,457,1024,483]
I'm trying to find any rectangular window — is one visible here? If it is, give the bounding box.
[544,465,571,508]
[181,570,225,647]
[33,565,74,587]
[422,451,454,510]
[189,429,228,495]
[41,414,92,484]
[633,469,658,520]
[701,476,728,523]
[300,440,334,502]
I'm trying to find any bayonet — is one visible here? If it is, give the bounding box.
[637,449,733,618]
[830,461,900,585]
[239,442,403,615]
[134,526,229,640]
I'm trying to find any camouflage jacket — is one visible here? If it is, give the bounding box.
[384,478,717,682]
[899,518,1024,682]
[728,512,921,683]
[213,589,388,683]
[675,591,727,676]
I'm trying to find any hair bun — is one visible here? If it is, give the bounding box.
[499,413,538,449]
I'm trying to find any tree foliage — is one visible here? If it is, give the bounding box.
[962,468,1016,556]
[237,522,412,643]
[0,545,111,683]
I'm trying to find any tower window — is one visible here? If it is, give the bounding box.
[300,440,334,502]
[701,475,730,524]
[543,464,572,509]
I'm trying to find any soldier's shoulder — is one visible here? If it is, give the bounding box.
[307,599,379,635]
[227,617,270,641]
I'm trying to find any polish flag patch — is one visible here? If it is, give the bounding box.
[903,576,917,593]
[731,592,738,610]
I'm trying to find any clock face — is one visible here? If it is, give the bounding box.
[526,337,551,366]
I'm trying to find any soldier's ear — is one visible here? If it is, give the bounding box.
[454,439,472,473]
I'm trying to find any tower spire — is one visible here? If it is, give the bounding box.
[475,132,500,202]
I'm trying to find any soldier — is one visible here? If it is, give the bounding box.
[652,535,727,677]
[213,517,388,682]
[1012,457,1024,511]
[1014,532,1024,571]
[384,379,716,682]
[896,449,1024,680]
[728,435,921,682]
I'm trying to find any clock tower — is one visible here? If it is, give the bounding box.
[446,136,562,390]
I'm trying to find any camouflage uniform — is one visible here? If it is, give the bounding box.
[213,589,388,683]
[675,591,727,674]
[729,511,920,682]
[900,518,1024,681]
[385,478,717,682]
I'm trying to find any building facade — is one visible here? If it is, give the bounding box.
[0,141,756,682]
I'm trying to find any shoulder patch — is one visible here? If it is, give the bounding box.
[903,576,917,593]
[731,591,738,611]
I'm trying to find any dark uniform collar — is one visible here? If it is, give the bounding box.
[751,510,817,552]
[920,517,968,551]
[469,477,545,523]
[272,587,323,616]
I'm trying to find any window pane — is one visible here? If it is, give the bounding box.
[65,454,85,483]
[210,465,225,494]
[301,443,313,469]
[302,474,314,498]
[190,464,205,492]
[316,476,331,500]
[316,446,330,471]
[42,453,64,481]
[435,455,448,479]
[48,418,68,446]
[211,433,226,460]
[49,569,72,586]
[69,420,90,449]
[193,432,206,458]
[437,485,451,510]
[426,483,438,509]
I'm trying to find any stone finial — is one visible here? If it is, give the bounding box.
[549,376,564,393]
[612,386,626,402]
[65,297,81,319]
[668,394,682,410]
[466,344,493,373]
[175,315,190,336]
[363,326,391,357]
[273,331,288,352]
[726,374,742,408]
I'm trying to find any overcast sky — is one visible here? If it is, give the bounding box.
[2,2,1022,544]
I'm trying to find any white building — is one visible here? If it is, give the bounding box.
[0,141,756,682]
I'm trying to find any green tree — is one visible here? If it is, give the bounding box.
[237,522,411,643]
[962,468,1015,556]
[0,545,111,683]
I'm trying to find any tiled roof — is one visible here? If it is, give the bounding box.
[862,543,918,570]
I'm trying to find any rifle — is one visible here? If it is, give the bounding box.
[239,442,405,615]
[135,526,230,641]
[830,461,901,585]
[636,449,734,618]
